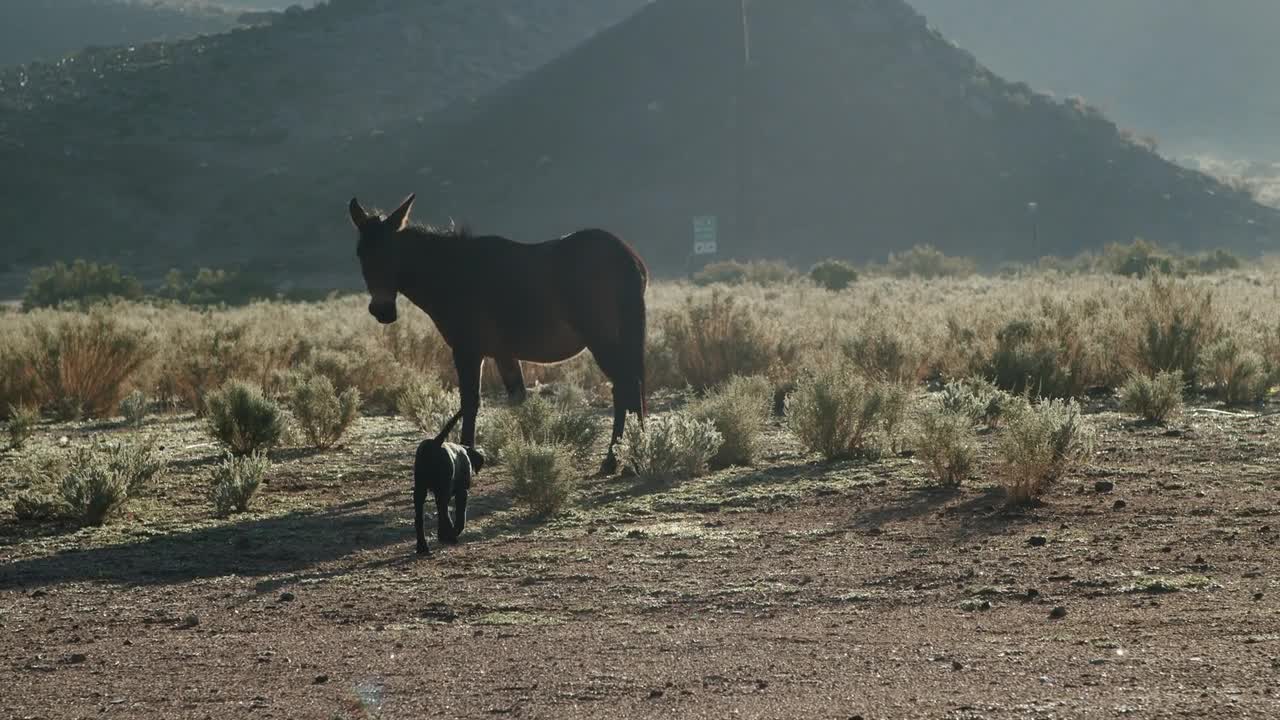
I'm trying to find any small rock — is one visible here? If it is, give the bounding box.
[1195,491,1206,498]
[1112,500,1127,510]
[1024,588,1040,601]
[951,660,964,671]
[648,688,664,698]
[1254,593,1264,601]
[625,529,647,539]
[1028,535,1048,547]
[279,592,296,602]
[179,614,199,629]
[313,674,329,685]
[1049,606,1068,619]
[30,589,47,599]
[63,653,87,665]
[1094,480,1114,493]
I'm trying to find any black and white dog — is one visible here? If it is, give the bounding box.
[414,410,486,555]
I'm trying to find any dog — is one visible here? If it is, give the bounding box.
[413,410,486,555]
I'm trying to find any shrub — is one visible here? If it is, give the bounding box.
[24,311,151,419]
[12,491,67,524]
[808,259,859,290]
[6,404,39,450]
[1102,238,1177,278]
[119,389,148,427]
[690,375,773,468]
[397,377,456,436]
[208,451,271,517]
[1186,248,1241,275]
[785,366,909,460]
[1130,276,1220,385]
[1197,338,1273,405]
[841,325,928,384]
[158,267,277,306]
[506,442,575,516]
[59,451,130,526]
[915,406,978,486]
[1118,370,1184,423]
[161,321,257,416]
[482,393,602,462]
[884,245,976,279]
[204,380,286,455]
[659,291,790,389]
[986,301,1090,399]
[288,373,361,449]
[102,438,167,496]
[619,412,723,484]
[939,377,1013,428]
[996,398,1095,505]
[692,259,797,287]
[22,259,144,310]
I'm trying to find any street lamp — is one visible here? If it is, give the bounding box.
[1026,201,1039,254]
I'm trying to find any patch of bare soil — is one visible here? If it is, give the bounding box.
[2,406,1278,719]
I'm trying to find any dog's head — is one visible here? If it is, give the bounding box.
[465,446,487,474]
[428,409,486,473]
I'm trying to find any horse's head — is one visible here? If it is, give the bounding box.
[349,194,415,324]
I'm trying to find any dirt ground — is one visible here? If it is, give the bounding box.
[2,401,1279,720]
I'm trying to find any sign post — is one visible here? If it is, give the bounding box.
[693,215,719,256]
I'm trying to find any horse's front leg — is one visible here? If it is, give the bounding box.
[454,350,483,447]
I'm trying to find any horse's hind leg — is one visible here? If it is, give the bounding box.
[454,350,483,447]
[493,356,527,404]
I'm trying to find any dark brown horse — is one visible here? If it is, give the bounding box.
[349,194,648,474]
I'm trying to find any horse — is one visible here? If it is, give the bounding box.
[348,194,648,474]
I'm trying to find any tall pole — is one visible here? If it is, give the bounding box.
[736,0,753,258]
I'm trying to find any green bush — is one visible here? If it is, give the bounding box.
[692,259,796,287]
[482,393,602,462]
[1197,338,1273,405]
[690,375,773,468]
[397,377,456,436]
[1131,276,1220,385]
[986,306,1089,399]
[59,451,130,526]
[659,291,790,390]
[12,491,68,524]
[1118,370,1184,423]
[1102,238,1177,278]
[996,398,1095,505]
[158,267,278,306]
[507,442,575,516]
[119,389,148,428]
[915,406,978,486]
[785,365,909,460]
[808,259,859,291]
[6,403,39,450]
[288,373,361,449]
[102,438,167,496]
[22,259,144,310]
[841,325,928,384]
[208,451,271,517]
[938,377,1013,428]
[884,245,976,279]
[618,412,723,484]
[204,379,286,455]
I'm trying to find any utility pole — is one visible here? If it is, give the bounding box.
[735,0,753,258]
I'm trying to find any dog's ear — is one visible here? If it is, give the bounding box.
[466,446,486,474]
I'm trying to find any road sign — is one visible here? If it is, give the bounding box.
[693,215,718,255]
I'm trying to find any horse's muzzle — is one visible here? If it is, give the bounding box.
[369,300,398,324]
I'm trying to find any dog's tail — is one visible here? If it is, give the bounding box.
[435,410,464,443]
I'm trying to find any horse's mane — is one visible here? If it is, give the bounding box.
[402,219,474,241]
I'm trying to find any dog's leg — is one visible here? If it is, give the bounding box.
[414,476,430,555]
[452,488,469,538]
[435,492,457,545]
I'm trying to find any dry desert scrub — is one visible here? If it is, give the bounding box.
[1119,370,1185,423]
[785,364,910,460]
[2,271,1277,428]
[996,398,1096,506]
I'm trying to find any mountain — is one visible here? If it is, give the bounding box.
[0,1,240,68]
[0,0,648,285]
[2,0,1277,294]
[908,0,1280,161]
[321,0,1280,273]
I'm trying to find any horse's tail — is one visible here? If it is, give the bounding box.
[618,241,648,420]
[435,409,464,443]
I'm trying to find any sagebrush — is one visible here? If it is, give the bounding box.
[619,412,723,484]
[204,379,286,455]
[786,365,909,460]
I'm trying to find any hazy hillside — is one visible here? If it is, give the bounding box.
[0,0,648,282]
[325,0,1280,273]
[2,0,1277,293]
[910,0,1280,161]
[0,1,239,68]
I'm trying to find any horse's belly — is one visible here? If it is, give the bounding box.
[511,321,586,364]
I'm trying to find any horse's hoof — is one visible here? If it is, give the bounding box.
[440,534,459,545]
[598,456,619,477]
[416,544,430,556]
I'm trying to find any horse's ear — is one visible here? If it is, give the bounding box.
[349,198,368,227]
[387,193,416,231]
